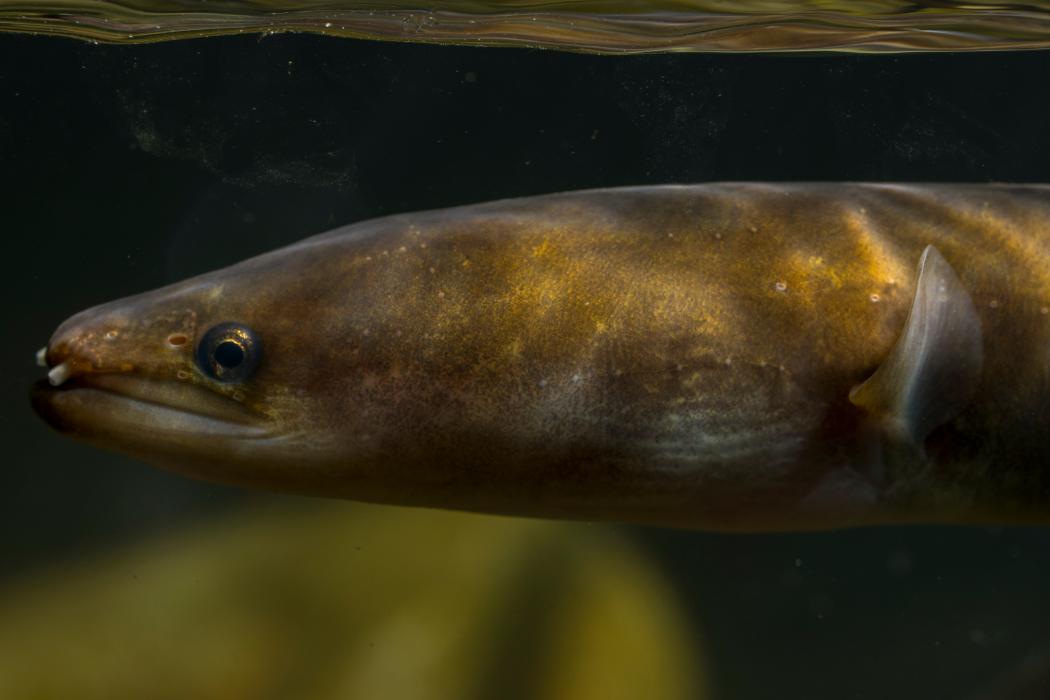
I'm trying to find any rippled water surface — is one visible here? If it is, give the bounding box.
[5,0,1050,51]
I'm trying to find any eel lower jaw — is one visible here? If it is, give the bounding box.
[31,373,273,444]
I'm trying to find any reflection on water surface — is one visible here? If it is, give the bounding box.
[5,0,1050,52]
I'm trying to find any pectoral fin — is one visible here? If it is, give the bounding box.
[849,245,984,448]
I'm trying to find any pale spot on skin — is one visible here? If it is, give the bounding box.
[989,300,999,309]
[1041,307,1049,315]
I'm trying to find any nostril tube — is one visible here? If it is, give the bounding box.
[35,346,48,368]
[47,362,72,387]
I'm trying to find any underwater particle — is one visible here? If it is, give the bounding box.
[809,594,834,619]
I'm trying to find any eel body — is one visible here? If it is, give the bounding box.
[32,184,1050,530]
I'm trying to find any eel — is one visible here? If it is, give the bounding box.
[30,183,1050,531]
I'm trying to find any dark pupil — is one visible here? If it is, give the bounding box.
[214,340,245,369]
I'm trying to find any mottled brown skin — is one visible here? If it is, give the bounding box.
[31,184,1050,531]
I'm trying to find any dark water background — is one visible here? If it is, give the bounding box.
[3,35,1050,699]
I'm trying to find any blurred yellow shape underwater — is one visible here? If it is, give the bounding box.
[0,502,707,700]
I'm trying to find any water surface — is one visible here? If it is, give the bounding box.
[5,0,1050,51]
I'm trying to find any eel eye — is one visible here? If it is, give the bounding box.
[196,322,261,383]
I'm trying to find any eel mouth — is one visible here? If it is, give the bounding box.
[31,373,271,442]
